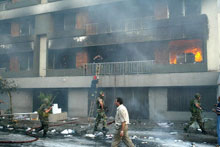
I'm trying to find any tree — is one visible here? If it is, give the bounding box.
[0,77,17,114]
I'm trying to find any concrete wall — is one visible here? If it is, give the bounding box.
[10,72,219,89]
[12,90,33,113]
[148,87,216,121]
[202,0,220,71]
[0,0,123,20]
[149,88,168,120]
[68,88,88,117]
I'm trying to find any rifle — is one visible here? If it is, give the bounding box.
[107,120,115,125]
[48,96,56,107]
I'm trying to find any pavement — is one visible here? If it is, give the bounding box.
[0,117,218,147]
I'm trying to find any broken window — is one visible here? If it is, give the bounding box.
[0,22,11,35]
[9,52,33,72]
[167,0,184,18]
[0,52,33,72]
[53,13,64,32]
[48,49,76,69]
[11,18,34,37]
[64,13,76,31]
[168,40,203,64]
[185,0,201,16]
[75,10,88,30]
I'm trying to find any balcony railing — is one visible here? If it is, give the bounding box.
[83,60,155,75]
[85,17,154,35]
[47,60,207,77]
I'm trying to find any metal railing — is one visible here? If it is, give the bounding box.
[82,60,155,76]
[85,16,155,35]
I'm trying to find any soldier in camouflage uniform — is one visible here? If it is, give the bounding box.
[184,93,207,134]
[37,98,52,137]
[93,91,108,134]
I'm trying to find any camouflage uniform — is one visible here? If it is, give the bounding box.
[94,94,107,132]
[37,102,51,137]
[185,97,206,133]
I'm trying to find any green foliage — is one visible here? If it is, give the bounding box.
[0,77,17,94]
[38,92,53,104]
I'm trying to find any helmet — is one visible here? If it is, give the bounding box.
[194,93,201,99]
[43,98,50,104]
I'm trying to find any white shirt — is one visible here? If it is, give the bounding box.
[115,104,130,126]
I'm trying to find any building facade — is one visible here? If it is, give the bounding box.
[0,0,219,120]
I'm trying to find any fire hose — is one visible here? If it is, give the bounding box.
[0,120,78,144]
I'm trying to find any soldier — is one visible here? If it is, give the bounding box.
[37,98,52,137]
[93,91,108,134]
[0,99,4,115]
[184,93,207,134]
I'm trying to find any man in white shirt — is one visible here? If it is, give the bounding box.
[111,97,134,147]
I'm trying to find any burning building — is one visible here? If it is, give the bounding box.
[0,0,219,121]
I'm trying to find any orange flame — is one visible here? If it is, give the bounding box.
[170,48,203,64]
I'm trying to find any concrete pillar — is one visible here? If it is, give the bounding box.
[68,89,88,117]
[149,87,168,120]
[39,36,47,77]
[41,0,48,4]
[201,0,220,71]
[12,90,33,113]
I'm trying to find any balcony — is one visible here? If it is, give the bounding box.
[48,15,208,49]
[46,61,207,77]
[5,0,41,10]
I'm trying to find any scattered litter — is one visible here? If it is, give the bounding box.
[144,136,147,139]
[61,129,74,135]
[95,132,103,137]
[64,135,73,138]
[157,122,170,128]
[26,128,31,131]
[197,129,202,132]
[8,128,14,130]
[0,126,3,129]
[170,132,178,135]
[106,134,113,139]
[141,141,148,144]
[71,117,78,120]
[131,135,138,139]
[174,140,182,143]
[148,136,154,140]
[51,129,56,133]
[85,134,95,138]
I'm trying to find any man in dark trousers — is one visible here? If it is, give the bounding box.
[184,93,207,134]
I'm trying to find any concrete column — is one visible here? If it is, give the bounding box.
[39,36,47,77]
[201,0,220,71]
[41,0,48,4]
[149,87,168,120]
[68,89,88,117]
[12,90,33,113]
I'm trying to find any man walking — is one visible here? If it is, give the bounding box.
[184,93,207,134]
[111,97,134,147]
